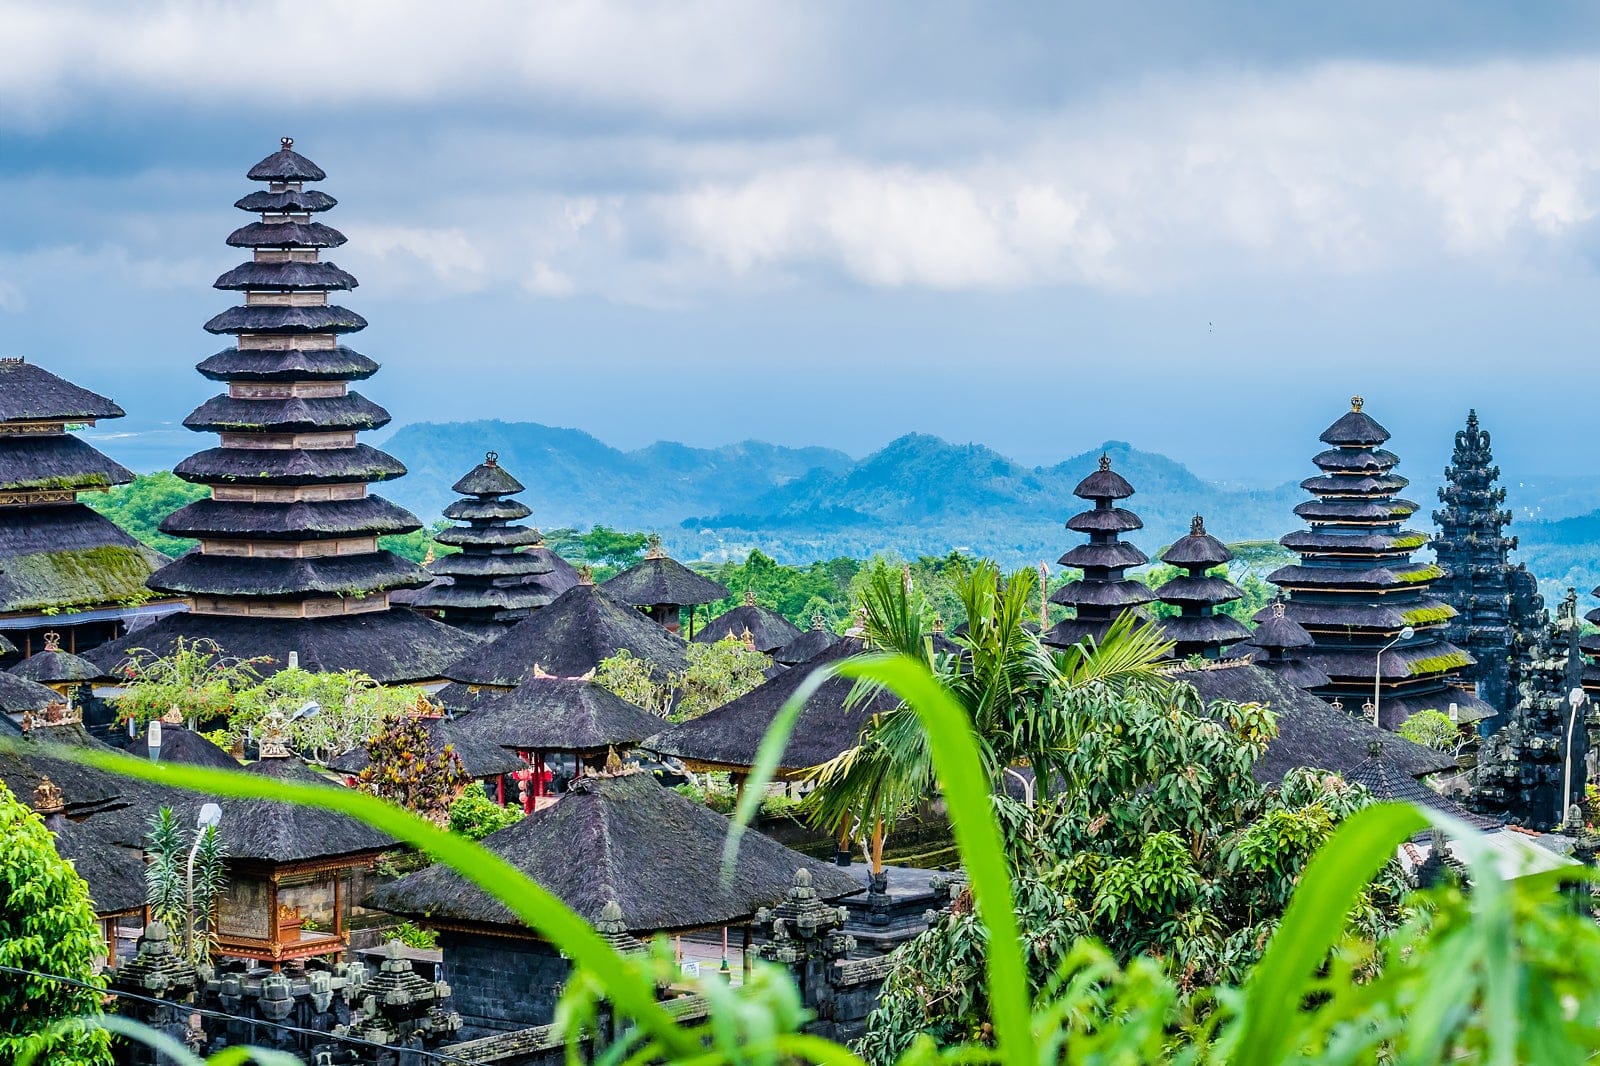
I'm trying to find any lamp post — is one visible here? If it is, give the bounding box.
[147,720,163,762]
[1373,626,1415,727]
[1563,687,1587,827]
[186,803,222,963]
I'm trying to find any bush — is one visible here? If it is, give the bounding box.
[0,781,112,1065]
[448,787,524,840]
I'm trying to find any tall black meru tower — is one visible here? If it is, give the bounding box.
[89,140,479,682]
[1267,398,1494,729]
[1431,410,1544,730]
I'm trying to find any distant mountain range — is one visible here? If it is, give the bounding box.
[91,416,1600,597]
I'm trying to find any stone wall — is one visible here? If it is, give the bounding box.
[440,930,573,1037]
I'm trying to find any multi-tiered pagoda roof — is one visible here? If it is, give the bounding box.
[411,452,556,637]
[1043,455,1155,649]
[1268,398,1493,728]
[1432,411,1524,726]
[0,360,179,656]
[1155,515,1250,659]
[89,141,479,683]
[1245,599,1332,689]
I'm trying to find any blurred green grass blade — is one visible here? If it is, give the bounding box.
[1234,800,1426,1066]
[832,653,1035,1066]
[21,740,700,1060]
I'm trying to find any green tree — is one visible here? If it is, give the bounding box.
[378,520,455,564]
[593,642,771,721]
[856,683,1412,1064]
[1397,709,1465,752]
[228,668,434,764]
[110,637,267,727]
[84,471,207,557]
[0,780,112,1065]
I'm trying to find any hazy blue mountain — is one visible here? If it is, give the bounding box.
[380,419,854,529]
[678,434,1303,566]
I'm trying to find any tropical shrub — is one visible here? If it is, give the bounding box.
[143,808,226,966]
[110,637,265,727]
[594,642,771,721]
[447,786,524,840]
[355,715,471,824]
[0,780,112,1066]
[228,668,433,764]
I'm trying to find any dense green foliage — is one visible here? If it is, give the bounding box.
[0,780,113,1066]
[447,786,525,840]
[85,471,207,557]
[1398,709,1467,753]
[110,637,267,726]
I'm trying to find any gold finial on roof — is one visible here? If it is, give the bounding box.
[42,631,61,653]
[423,546,435,566]
[740,627,756,650]
[32,775,64,815]
[1098,453,1111,471]
[577,564,595,585]
[161,705,183,725]
[281,137,294,150]
[810,610,825,631]
[1351,395,1364,412]
[643,533,667,560]
[1271,600,1287,619]
[744,588,756,607]
[603,746,624,775]
[531,663,552,678]
[932,613,945,635]
[1190,515,1205,536]
[485,450,498,466]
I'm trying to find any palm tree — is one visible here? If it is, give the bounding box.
[803,562,1172,874]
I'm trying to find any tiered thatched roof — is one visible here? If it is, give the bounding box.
[601,537,729,610]
[1269,398,1494,727]
[1155,516,1250,659]
[370,769,859,934]
[1044,455,1155,649]
[87,140,477,685]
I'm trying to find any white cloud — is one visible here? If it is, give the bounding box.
[0,0,832,126]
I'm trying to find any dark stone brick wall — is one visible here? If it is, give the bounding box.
[440,930,571,1037]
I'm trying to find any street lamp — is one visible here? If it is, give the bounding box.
[1562,688,1587,828]
[1373,626,1415,727]
[147,720,163,762]
[186,803,222,963]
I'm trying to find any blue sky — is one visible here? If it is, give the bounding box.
[2,1,1597,483]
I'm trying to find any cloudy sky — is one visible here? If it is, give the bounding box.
[2,1,1597,482]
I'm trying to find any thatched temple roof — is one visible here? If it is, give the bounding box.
[450,677,664,755]
[601,539,728,608]
[443,582,688,688]
[0,360,126,424]
[370,770,859,934]
[693,593,803,654]
[647,638,892,772]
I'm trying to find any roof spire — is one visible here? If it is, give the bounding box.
[1350,395,1364,412]
[1098,453,1111,471]
[810,610,825,631]
[41,631,60,653]
[281,136,294,150]
[643,533,667,560]
[744,588,756,607]
[577,564,595,586]
[484,450,498,467]
[1190,514,1205,536]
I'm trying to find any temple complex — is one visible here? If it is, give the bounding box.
[86,141,479,684]
[1155,515,1250,659]
[1268,398,1493,728]
[1431,411,1532,727]
[1043,455,1156,649]
[601,534,729,635]
[0,359,181,654]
